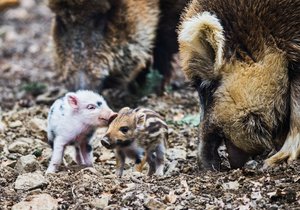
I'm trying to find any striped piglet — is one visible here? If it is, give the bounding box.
[101,107,168,177]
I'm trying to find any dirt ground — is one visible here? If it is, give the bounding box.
[0,1,299,209]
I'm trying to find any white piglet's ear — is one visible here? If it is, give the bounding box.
[136,112,146,129]
[66,93,79,109]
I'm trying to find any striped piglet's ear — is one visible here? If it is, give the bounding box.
[119,107,131,114]
[136,112,146,129]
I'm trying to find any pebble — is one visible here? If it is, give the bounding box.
[29,117,47,133]
[14,172,47,190]
[245,160,259,170]
[100,150,115,161]
[9,120,23,128]
[165,160,178,175]
[0,120,6,132]
[222,181,240,190]
[8,141,30,155]
[0,140,5,152]
[90,194,111,209]
[15,154,41,174]
[166,148,187,160]
[144,197,167,210]
[11,194,58,210]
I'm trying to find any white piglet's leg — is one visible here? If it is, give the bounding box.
[75,145,84,165]
[80,142,94,167]
[46,136,66,173]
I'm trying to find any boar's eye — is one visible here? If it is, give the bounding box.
[119,126,129,134]
[86,104,96,110]
[97,101,102,107]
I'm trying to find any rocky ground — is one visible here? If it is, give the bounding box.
[0,1,300,210]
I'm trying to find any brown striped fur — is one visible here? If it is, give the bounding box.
[102,107,168,176]
[178,0,300,170]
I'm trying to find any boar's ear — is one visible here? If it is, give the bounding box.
[135,112,146,130]
[178,12,225,80]
[108,112,118,124]
[66,93,79,109]
[119,107,131,114]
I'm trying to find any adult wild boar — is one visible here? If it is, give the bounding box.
[48,0,187,91]
[178,0,300,170]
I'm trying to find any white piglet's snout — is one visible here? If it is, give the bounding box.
[98,108,117,127]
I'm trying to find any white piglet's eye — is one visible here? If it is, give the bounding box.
[86,104,96,110]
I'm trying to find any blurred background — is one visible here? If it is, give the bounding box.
[0,0,55,109]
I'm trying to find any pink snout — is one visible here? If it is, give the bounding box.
[98,109,117,126]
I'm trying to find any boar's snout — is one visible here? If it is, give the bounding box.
[101,136,115,149]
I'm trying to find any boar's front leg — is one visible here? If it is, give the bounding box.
[115,150,125,177]
[47,136,66,173]
[198,121,223,171]
[146,152,157,176]
[265,77,300,166]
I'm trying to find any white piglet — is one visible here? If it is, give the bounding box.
[46,90,116,173]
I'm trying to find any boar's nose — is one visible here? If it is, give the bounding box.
[101,136,114,149]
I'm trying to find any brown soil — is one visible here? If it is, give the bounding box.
[0,1,299,209]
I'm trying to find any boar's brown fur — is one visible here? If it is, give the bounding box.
[178,0,300,170]
[48,0,187,92]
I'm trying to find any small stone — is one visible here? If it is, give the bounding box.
[165,160,178,175]
[100,150,115,161]
[14,172,47,190]
[8,141,30,155]
[164,191,177,204]
[11,194,58,210]
[166,148,186,160]
[245,160,259,170]
[90,195,111,209]
[63,147,76,166]
[136,193,145,200]
[131,171,143,178]
[269,204,279,210]
[103,205,121,210]
[0,140,5,152]
[15,155,41,174]
[39,148,52,166]
[251,192,263,200]
[222,181,240,190]
[9,120,23,128]
[18,137,34,145]
[0,121,6,132]
[29,118,47,133]
[7,153,21,160]
[81,167,98,174]
[145,198,167,210]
